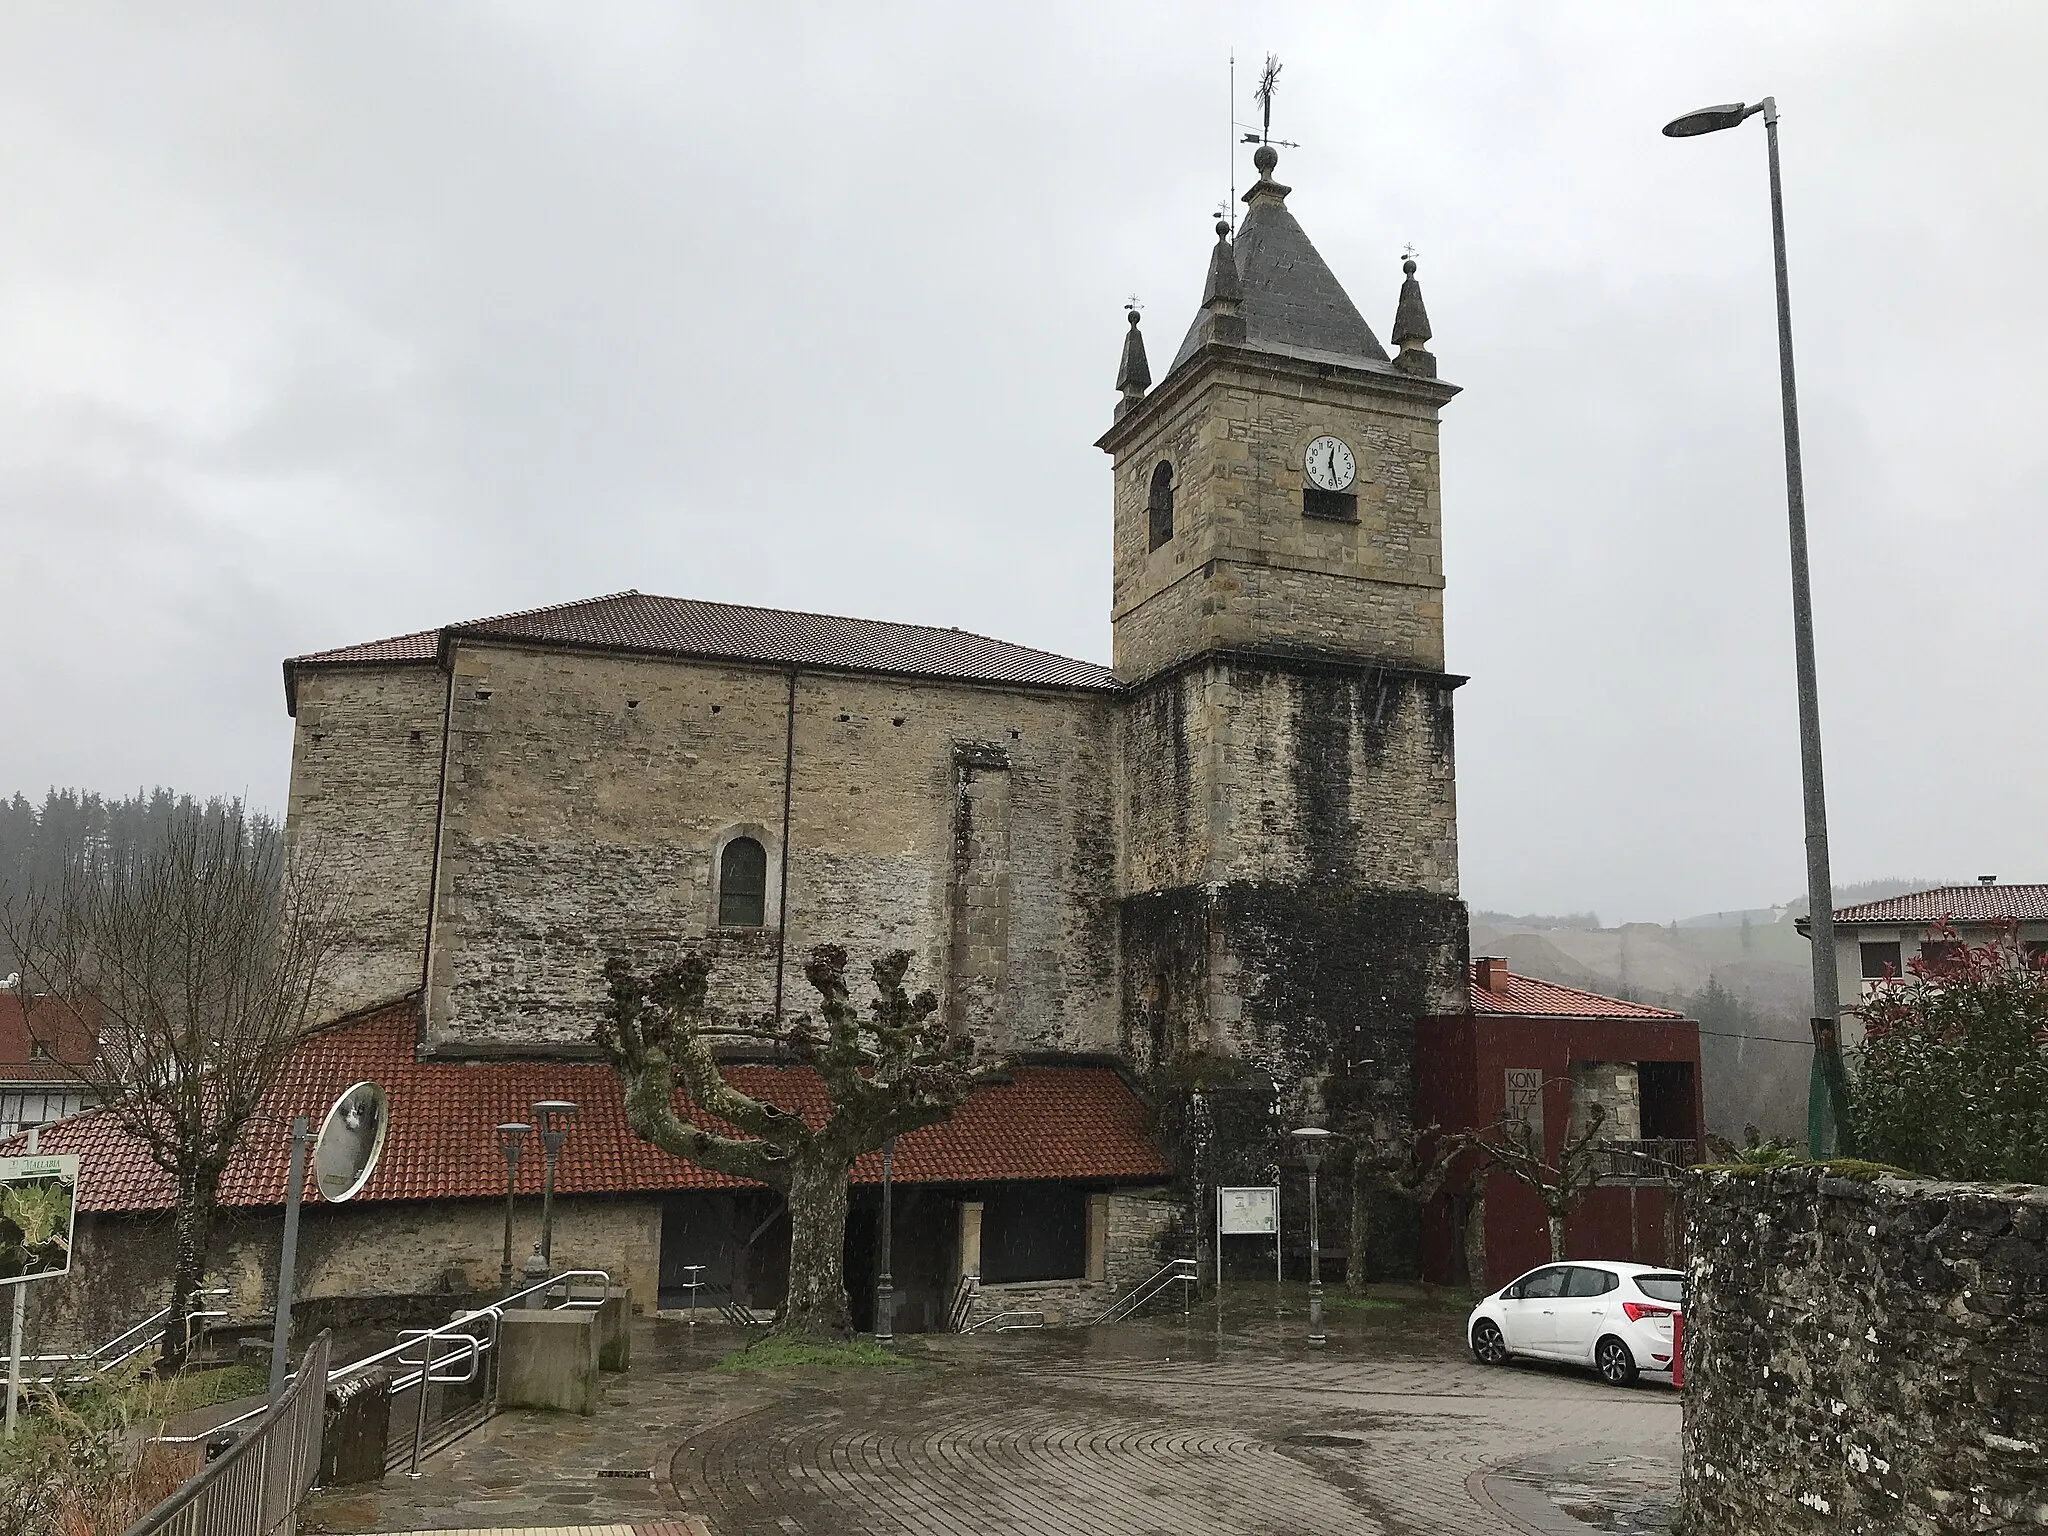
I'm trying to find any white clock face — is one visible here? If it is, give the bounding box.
[1304,435,1356,492]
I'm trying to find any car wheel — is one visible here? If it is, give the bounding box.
[1595,1335,1638,1387]
[1471,1319,1509,1366]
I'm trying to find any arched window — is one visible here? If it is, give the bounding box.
[718,836,768,927]
[1147,461,1174,551]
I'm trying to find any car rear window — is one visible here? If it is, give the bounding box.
[1637,1273,1685,1303]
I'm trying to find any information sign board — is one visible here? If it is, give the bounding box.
[0,1154,80,1286]
[1505,1068,1544,1138]
[1218,1185,1279,1235]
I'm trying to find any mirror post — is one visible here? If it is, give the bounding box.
[269,1115,311,1401]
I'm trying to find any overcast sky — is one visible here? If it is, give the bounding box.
[3,3,2042,923]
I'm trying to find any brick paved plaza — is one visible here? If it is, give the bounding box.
[303,1294,1677,1536]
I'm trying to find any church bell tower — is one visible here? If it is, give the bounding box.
[1103,141,1468,1150]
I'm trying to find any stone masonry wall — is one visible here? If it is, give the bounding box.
[1107,359,1449,683]
[1678,1166,2048,1534]
[424,642,1119,1054]
[24,1196,662,1353]
[963,1189,1177,1328]
[285,664,447,1019]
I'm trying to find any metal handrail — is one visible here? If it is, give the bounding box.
[946,1274,979,1333]
[123,1332,330,1536]
[962,1309,1044,1334]
[1092,1257,1197,1328]
[324,1267,609,1391]
[25,1286,233,1385]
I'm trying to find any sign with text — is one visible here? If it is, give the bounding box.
[1218,1185,1279,1236]
[0,1154,80,1286]
[1504,1068,1544,1139]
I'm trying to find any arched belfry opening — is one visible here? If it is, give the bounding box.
[1147,461,1174,551]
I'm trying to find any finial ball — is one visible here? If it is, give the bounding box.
[1253,144,1278,176]
[1126,307,1142,328]
[1403,258,1417,276]
[1214,218,1231,240]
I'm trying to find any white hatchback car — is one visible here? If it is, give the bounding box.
[1467,1260,1683,1387]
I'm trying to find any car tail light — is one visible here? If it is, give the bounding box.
[1623,1301,1677,1323]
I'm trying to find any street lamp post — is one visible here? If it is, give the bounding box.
[1662,97,1851,1155]
[495,1122,530,1294]
[531,1101,578,1269]
[875,1135,898,1347]
[1292,1127,1333,1348]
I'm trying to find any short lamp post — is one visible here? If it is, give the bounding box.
[875,1134,898,1347]
[495,1122,531,1294]
[531,1100,578,1270]
[1293,1126,1333,1348]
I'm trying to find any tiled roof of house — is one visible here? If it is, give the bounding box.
[1471,971,1688,1022]
[1831,884,2048,925]
[0,1000,1168,1214]
[284,591,1117,711]
[0,995,101,1072]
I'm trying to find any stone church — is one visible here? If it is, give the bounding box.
[17,144,1478,1344]
[285,143,1466,1137]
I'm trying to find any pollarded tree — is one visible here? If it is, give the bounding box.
[597,943,1003,1339]
[1467,1091,1608,1263]
[1341,1115,1468,1293]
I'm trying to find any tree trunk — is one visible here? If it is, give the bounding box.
[777,1147,853,1339]
[1546,1211,1567,1263]
[1346,1164,1373,1295]
[160,1172,220,1373]
[1662,1192,1678,1268]
[1463,1186,1488,1295]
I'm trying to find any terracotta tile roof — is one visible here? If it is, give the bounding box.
[1471,971,1687,1022]
[1831,884,2048,925]
[285,591,1116,711]
[0,1000,1168,1214]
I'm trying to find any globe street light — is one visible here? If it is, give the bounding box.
[495,1122,530,1294]
[531,1101,579,1269]
[1661,97,1851,1154]
[1292,1127,1333,1348]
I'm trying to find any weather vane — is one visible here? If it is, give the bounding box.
[1241,53,1300,149]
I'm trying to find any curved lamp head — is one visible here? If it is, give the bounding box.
[1291,1125,1334,1168]
[1663,101,1760,137]
[496,1121,531,1157]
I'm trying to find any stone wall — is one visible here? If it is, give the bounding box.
[414,643,1120,1053]
[24,1195,660,1353]
[1678,1166,2048,1535]
[962,1188,1177,1328]
[286,664,447,1019]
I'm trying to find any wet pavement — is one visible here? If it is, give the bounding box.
[303,1288,1677,1536]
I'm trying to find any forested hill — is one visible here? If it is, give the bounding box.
[0,788,271,969]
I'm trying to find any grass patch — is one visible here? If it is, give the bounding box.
[713,1335,921,1374]
[1324,1295,1404,1314]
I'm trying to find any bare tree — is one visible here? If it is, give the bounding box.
[2,803,341,1370]
[597,943,1004,1340]
[1340,1116,1467,1294]
[1466,1093,1608,1263]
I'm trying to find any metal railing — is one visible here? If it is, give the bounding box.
[1591,1139,1700,1183]
[325,1267,610,1476]
[24,1288,232,1386]
[124,1332,330,1536]
[946,1274,978,1333]
[961,1308,1045,1334]
[1091,1257,1197,1328]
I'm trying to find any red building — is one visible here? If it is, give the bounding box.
[1416,958,1703,1291]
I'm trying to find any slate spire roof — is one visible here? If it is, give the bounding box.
[1168,145,1390,377]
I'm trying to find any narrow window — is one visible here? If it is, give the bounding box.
[718,837,768,927]
[1859,941,1901,980]
[1147,461,1174,551]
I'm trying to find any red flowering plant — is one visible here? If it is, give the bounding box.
[1850,920,2048,1183]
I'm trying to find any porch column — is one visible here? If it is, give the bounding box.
[1085,1194,1109,1282]
[958,1200,983,1279]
